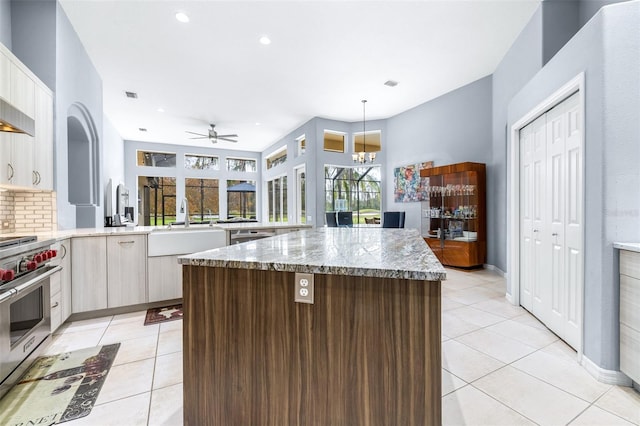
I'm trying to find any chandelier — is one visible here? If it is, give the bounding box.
[353,99,376,164]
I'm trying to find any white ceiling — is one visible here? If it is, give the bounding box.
[58,0,540,152]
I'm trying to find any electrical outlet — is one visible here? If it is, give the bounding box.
[294,272,314,304]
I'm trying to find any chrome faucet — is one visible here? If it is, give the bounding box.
[180,198,189,228]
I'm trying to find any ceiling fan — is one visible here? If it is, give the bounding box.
[186,124,238,143]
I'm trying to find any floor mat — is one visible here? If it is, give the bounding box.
[144,303,183,325]
[0,343,120,425]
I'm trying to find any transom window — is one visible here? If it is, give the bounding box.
[226,157,257,173]
[353,130,381,153]
[185,154,219,171]
[323,131,345,153]
[265,147,287,170]
[136,151,176,167]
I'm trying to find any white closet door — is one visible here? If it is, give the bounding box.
[520,115,546,312]
[519,91,582,350]
[563,93,583,348]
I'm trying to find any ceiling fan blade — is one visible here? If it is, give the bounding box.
[185,131,207,136]
[189,136,209,139]
[217,134,238,138]
[216,137,238,143]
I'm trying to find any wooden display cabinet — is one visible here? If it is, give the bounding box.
[420,162,486,268]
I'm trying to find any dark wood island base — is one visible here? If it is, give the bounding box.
[183,266,441,426]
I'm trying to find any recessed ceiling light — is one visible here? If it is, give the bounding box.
[175,12,189,23]
[384,80,399,87]
[157,108,165,113]
[255,122,261,126]
[259,36,271,45]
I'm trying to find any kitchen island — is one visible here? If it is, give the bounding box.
[179,227,446,426]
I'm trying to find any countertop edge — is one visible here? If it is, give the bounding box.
[613,242,640,252]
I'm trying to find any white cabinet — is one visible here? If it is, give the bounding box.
[148,256,182,302]
[32,88,53,189]
[71,234,147,313]
[0,43,53,190]
[10,62,35,119]
[50,239,72,328]
[0,51,9,100]
[107,235,147,307]
[619,250,640,384]
[71,236,108,313]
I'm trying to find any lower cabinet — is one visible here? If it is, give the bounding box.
[50,238,72,331]
[619,250,640,384]
[148,255,182,302]
[71,235,147,313]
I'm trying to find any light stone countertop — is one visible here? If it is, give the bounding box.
[9,222,311,242]
[613,242,640,253]
[179,227,446,281]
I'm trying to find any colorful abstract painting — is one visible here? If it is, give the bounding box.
[394,161,433,203]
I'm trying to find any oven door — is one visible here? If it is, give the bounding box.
[0,265,60,387]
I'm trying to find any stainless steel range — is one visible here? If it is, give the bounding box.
[0,235,60,398]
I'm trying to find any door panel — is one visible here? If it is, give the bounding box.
[519,91,582,350]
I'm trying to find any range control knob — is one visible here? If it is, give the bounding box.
[0,269,15,281]
[26,260,37,271]
[49,249,58,259]
[34,253,44,263]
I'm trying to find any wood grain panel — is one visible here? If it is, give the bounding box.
[183,266,441,426]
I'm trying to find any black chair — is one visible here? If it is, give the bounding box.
[336,211,353,227]
[325,212,337,227]
[382,211,406,228]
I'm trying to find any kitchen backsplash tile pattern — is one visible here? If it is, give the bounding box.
[0,192,16,233]
[0,190,56,234]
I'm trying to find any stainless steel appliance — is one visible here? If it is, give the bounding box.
[0,236,60,398]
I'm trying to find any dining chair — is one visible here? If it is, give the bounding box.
[382,211,406,228]
[326,212,338,227]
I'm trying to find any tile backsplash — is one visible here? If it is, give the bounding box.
[0,190,56,234]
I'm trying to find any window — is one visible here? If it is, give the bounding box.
[227,180,256,219]
[226,157,257,173]
[185,154,219,171]
[265,147,287,170]
[137,176,177,225]
[324,165,381,224]
[296,167,306,224]
[323,131,345,153]
[353,130,381,153]
[267,175,288,223]
[297,135,306,157]
[185,178,219,222]
[136,151,176,167]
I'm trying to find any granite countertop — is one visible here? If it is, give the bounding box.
[613,242,640,252]
[179,227,446,281]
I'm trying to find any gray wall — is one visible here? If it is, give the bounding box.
[0,0,10,49]
[102,117,124,217]
[490,8,544,271]
[385,76,493,232]
[124,141,261,223]
[9,0,104,229]
[507,0,640,370]
[542,0,580,65]
[578,0,630,26]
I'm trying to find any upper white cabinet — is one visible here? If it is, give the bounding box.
[10,62,35,119]
[0,51,9,101]
[33,88,53,189]
[0,42,53,190]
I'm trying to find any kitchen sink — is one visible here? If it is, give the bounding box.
[148,228,227,256]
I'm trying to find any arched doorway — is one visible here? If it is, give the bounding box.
[67,103,100,227]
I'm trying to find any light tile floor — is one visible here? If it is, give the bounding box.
[43,268,639,425]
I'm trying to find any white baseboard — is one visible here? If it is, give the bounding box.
[483,263,506,277]
[581,355,633,386]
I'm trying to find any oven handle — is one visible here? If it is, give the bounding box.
[0,288,17,303]
[14,265,62,295]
